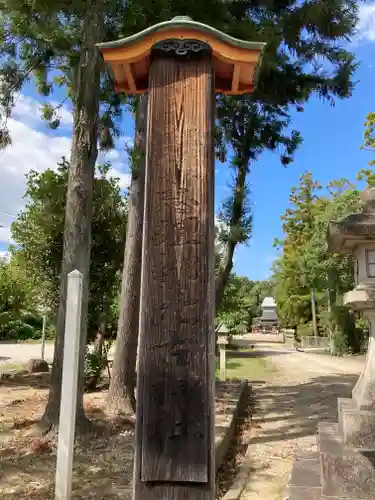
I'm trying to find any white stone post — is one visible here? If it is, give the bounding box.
[55,270,83,500]
[218,338,228,381]
[41,314,46,361]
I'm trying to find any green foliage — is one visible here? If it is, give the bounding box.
[213,0,357,278]
[0,0,128,149]
[332,305,365,354]
[84,347,105,381]
[0,260,36,313]
[296,322,314,339]
[0,0,359,319]
[357,167,375,187]
[0,311,52,342]
[10,160,127,339]
[332,330,348,356]
[360,112,375,167]
[0,316,34,341]
[272,168,368,353]
[0,257,56,341]
[217,274,273,332]
[273,172,361,327]
[84,340,113,390]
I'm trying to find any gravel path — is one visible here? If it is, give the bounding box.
[0,343,116,365]
[240,348,364,500]
[0,343,55,364]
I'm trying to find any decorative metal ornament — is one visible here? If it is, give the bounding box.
[151,39,212,60]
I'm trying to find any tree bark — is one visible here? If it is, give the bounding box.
[107,94,147,415]
[40,7,103,430]
[94,324,105,358]
[215,161,247,307]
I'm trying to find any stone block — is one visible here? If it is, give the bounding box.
[290,456,321,488]
[288,485,321,500]
[340,404,375,449]
[289,453,321,500]
[319,421,375,499]
[337,397,356,435]
[26,358,49,373]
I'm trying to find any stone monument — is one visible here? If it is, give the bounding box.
[261,296,278,322]
[252,296,279,333]
[288,187,375,499]
[98,17,265,500]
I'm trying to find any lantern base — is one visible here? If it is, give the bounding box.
[289,339,375,500]
[289,420,375,500]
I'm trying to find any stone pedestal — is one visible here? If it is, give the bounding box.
[289,311,375,500]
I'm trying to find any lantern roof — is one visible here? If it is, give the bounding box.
[261,297,276,308]
[97,16,266,95]
[327,188,375,253]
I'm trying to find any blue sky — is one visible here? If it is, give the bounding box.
[0,5,374,281]
[234,39,375,280]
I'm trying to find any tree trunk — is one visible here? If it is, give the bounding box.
[107,94,147,415]
[215,162,247,308]
[40,8,103,431]
[94,324,105,358]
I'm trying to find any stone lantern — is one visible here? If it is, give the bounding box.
[288,187,375,500]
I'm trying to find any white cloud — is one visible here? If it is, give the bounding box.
[0,94,130,248]
[51,101,73,127]
[0,112,71,236]
[0,227,13,244]
[109,166,132,190]
[12,94,73,128]
[357,3,375,42]
[0,250,11,263]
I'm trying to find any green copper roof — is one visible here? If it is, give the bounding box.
[97,16,266,53]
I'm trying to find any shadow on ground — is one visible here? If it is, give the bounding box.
[251,373,357,445]
[227,349,292,359]
[0,372,50,389]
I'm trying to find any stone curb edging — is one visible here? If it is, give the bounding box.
[215,380,250,474]
[220,381,253,500]
[222,461,252,500]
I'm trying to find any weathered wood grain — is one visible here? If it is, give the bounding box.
[133,55,215,499]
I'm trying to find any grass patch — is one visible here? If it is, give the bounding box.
[216,350,270,380]
[17,339,55,344]
[0,362,24,372]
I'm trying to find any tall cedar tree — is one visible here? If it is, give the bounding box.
[120,1,356,305]
[106,0,300,414]
[272,174,363,330]
[0,0,358,420]
[107,95,147,414]
[105,0,358,413]
[0,0,288,426]
[107,1,274,415]
[0,0,127,429]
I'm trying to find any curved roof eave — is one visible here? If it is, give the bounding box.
[97,16,266,54]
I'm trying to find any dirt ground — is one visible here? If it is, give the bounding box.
[239,349,364,500]
[0,374,135,500]
[0,374,240,499]
[0,350,365,500]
